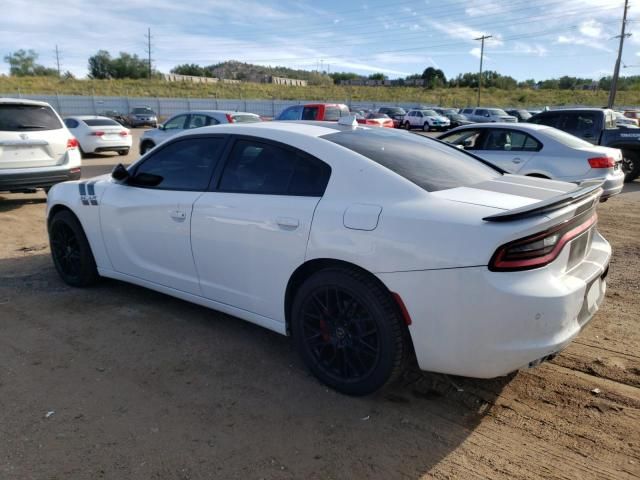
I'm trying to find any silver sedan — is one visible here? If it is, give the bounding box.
[438,123,625,199]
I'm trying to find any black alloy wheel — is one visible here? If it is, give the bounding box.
[292,268,409,395]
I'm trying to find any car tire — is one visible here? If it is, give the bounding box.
[423,123,430,132]
[404,121,411,130]
[118,149,129,156]
[622,150,640,182]
[291,267,410,396]
[140,142,154,155]
[48,210,100,288]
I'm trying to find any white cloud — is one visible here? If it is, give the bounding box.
[423,19,504,47]
[556,35,613,52]
[579,19,603,38]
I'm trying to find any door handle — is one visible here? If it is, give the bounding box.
[170,210,186,220]
[512,158,522,164]
[276,217,299,229]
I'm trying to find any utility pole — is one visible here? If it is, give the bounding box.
[54,45,61,76]
[608,0,630,108]
[145,27,153,80]
[474,35,491,107]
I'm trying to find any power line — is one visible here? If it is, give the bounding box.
[608,0,630,108]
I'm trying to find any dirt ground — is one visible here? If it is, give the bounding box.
[1,130,639,479]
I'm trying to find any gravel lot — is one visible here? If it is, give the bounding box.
[1,128,639,479]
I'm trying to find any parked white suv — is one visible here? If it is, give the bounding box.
[402,109,450,131]
[0,98,81,193]
[460,108,517,123]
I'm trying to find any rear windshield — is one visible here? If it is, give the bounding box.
[540,126,594,148]
[231,114,261,123]
[0,104,62,131]
[84,118,121,127]
[323,127,501,192]
[133,108,154,114]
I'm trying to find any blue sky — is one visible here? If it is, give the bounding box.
[0,0,638,81]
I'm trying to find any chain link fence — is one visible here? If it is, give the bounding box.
[1,93,431,120]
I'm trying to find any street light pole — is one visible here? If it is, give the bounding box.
[475,35,492,107]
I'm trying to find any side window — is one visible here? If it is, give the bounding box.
[440,129,482,148]
[187,114,209,129]
[324,107,341,121]
[302,107,319,120]
[562,113,596,137]
[502,131,541,151]
[530,113,559,128]
[462,109,473,114]
[476,109,488,117]
[605,112,616,129]
[163,114,188,130]
[483,130,513,150]
[64,118,79,128]
[416,112,423,117]
[218,139,331,196]
[278,106,302,120]
[131,137,226,191]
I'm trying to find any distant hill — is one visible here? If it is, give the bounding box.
[205,61,332,85]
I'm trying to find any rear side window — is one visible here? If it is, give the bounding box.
[131,137,226,191]
[231,114,261,123]
[324,128,500,192]
[324,107,341,121]
[0,104,62,131]
[64,118,79,128]
[83,119,121,127]
[218,139,331,196]
[277,106,302,120]
[302,107,319,121]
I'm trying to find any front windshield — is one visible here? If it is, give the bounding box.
[488,109,509,116]
[422,110,438,116]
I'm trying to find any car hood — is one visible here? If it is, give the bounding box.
[430,174,577,211]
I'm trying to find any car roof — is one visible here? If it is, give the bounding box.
[538,107,609,112]
[181,110,259,116]
[170,120,377,139]
[66,115,119,120]
[0,97,53,107]
[447,122,552,132]
[302,103,348,107]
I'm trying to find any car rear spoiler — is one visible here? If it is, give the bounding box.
[483,181,603,222]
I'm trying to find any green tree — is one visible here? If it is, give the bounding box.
[88,50,113,79]
[368,72,387,81]
[171,63,212,77]
[4,49,57,76]
[421,67,446,89]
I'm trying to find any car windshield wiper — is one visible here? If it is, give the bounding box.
[16,124,49,129]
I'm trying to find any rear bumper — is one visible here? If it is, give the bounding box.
[377,231,611,378]
[600,169,625,199]
[129,119,157,127]
[0,167,81,191]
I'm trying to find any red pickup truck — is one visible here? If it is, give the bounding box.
[276,103,350,121]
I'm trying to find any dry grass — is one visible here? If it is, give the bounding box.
[1,76,639,107]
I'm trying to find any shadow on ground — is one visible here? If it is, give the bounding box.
[0,253,513,479]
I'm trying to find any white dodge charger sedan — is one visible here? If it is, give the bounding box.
[46,120,611,395]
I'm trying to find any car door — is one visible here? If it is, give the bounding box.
[474,128,539,172]
[191,136,331,323]
[413,111,423,127]
[100,135,228,294]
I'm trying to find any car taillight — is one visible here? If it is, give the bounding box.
[489,212,597,272]
[119,131,129,136]
[67,138,79,149]
[90,131,105,137]
[588,156,616,168]
[226,114,234,123]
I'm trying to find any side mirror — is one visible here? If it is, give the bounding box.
[462,138,473,148]
[157,124,164,130]
[504,144,512,151]
[111,163,129,182]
